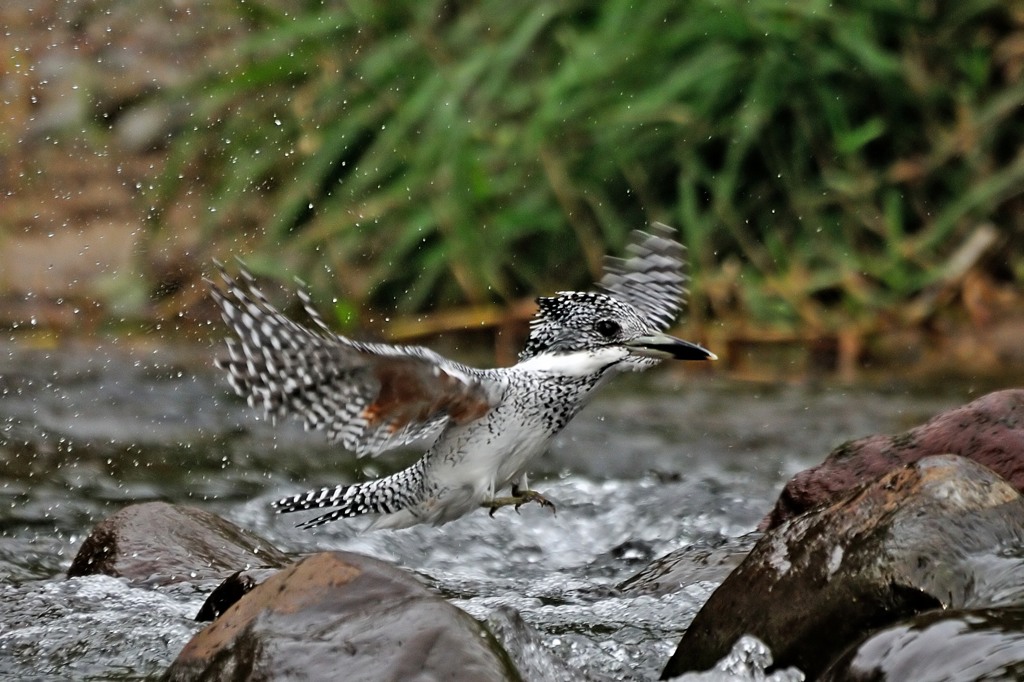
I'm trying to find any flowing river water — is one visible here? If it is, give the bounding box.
[0,340,992,679]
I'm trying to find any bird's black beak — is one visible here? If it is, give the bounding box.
[625,333,717,361]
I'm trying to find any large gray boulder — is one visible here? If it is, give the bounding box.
[662,455,1024,680]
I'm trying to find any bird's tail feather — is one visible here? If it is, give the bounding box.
[272,459,427,529]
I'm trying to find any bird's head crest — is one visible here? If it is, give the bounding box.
[519,291,654,362]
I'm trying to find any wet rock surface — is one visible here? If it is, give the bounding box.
[618,534,757,597]
[819,606,1024,681]
[165,551,521,682]
[763,389,1024,529]
[67,501,290,585]
[194,567,280,622]
[662,454,1024,680]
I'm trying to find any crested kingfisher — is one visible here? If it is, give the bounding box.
[209,224,715,530]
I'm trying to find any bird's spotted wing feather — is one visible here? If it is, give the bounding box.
[598,223,687,331]
[208,265,494,457]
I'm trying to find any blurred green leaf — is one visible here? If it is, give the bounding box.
[146,0,1023,331]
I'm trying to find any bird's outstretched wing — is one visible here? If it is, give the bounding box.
[208,265,494,457]
[598,223,688,331]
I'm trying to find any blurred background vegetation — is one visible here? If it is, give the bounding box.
[2,0,1023,374]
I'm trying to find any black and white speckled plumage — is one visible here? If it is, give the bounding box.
[599,223,688,332]
[209,223,714,530]
[209,266,492,458]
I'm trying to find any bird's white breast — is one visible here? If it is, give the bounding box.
[431,400,549,492]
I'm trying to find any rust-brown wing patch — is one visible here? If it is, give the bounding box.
[360,358,492,434]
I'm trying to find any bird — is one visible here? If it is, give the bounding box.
[208,223,715,531]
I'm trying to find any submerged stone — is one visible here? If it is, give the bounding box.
[194,567,280,622]
[164,551,521,682]
[820,606,1024,681]
[618,535,757,597]
[763,389,1024,529]
[66,501,289,586]
[662,455,1024,680]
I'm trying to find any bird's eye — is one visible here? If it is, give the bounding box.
[595,319,620,338]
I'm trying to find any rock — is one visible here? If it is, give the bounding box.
[618,535,756,597]
[67,502,290,585]
[164,551,520,682]
[661,455,1024,681]
[762,389,1024,530]
[819,606,1024,681]
[194,568,280,622]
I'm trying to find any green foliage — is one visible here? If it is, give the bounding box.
[153,0,1024,328]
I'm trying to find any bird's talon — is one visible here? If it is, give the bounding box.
[481,489,556,516]
[518,489,556,514]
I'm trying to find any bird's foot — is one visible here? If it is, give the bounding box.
[483,489,557,517]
